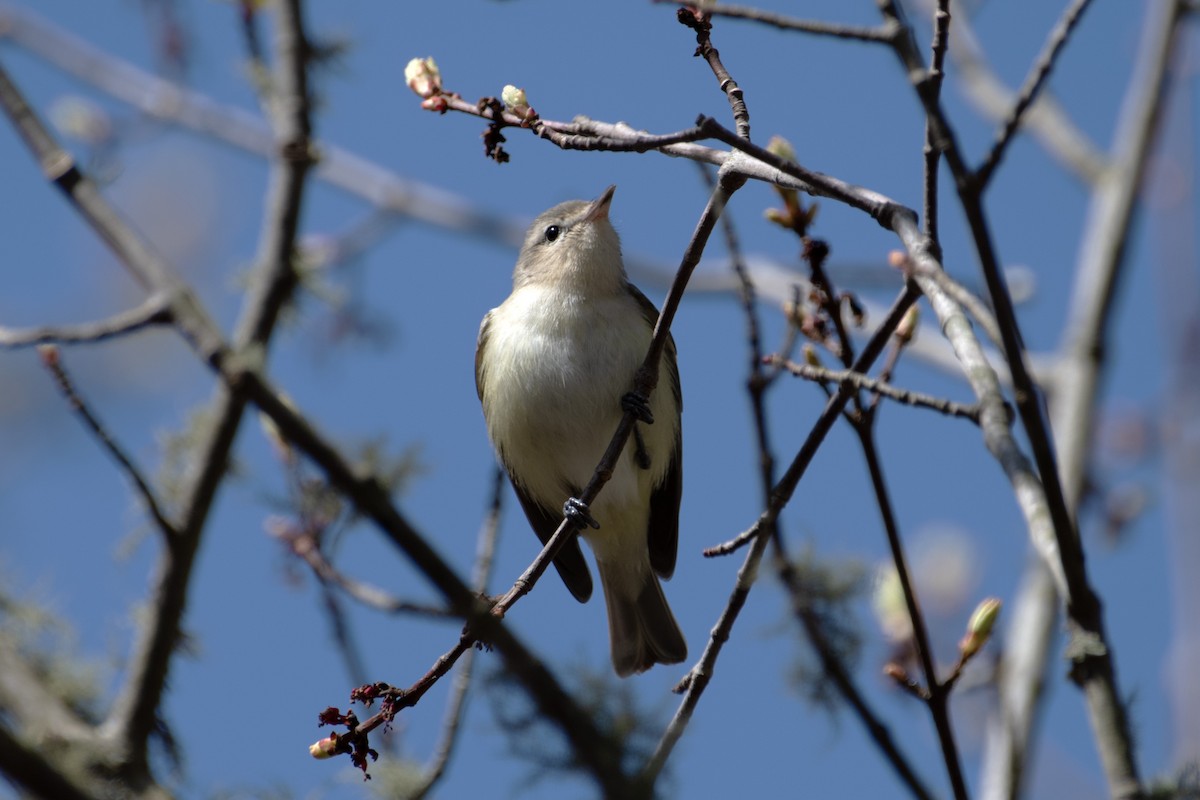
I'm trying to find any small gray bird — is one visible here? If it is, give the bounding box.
[475,185,687,676]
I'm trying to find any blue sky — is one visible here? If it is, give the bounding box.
[0,2,1193,798]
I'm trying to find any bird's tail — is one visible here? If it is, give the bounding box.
[596,556,687,677]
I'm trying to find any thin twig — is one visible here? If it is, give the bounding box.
[775,558,935,800]
[909,0,1106,184]
[676,7,750,139]
[856,423,968,800]
[699,161,778,507]
[37,346,180,540]
[974,0,1097,189]
[0,294,173,348]
[922,0,950,244]
[797,174,965,795]
[273,523,453,617]
[437,93,717,155]
[693,160,775,547]
[770,357,981,422]
[655,0,898,43]
[761,178,940,797]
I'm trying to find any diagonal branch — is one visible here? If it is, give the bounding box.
[981,3,1190,797]
[974,0,1097,189]
[856,420,968,799]
[37,346,180,540]
[103,0,318,767]
[0,0,318,782]
[909,0,1107,183]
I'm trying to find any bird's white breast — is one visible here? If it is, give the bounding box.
[482,286,675,518]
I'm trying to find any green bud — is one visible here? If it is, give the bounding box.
[766,134,797,163]
[959,597,1002,658]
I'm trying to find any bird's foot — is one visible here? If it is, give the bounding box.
[563,497,600,530]
[622,391,654,424]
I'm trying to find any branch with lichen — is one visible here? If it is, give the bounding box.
[0,1,319,792]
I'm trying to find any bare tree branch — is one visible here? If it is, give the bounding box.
[690,164,935,798]
[0,294,172,348]
[0,0,318,783]
[917,1,948,247]
[675,7,750,139]
[0,1,1182,797]
[271,520,453,618]
[974,0,1097,189]
[910,0,1107,183]
[770,357,981,422]
[857,421,969,799]
[981,3,1190,797]
[105,0,318,769]
[0,722,101,800]
[37,345,180,540]
[877,2,1156,793]
[655,0,899,43]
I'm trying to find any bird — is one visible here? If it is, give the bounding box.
[474,185,687,676]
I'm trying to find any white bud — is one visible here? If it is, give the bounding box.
[404,57,441,99]
[501,84,528,112]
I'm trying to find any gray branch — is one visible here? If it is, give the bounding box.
[981,3,1190,797]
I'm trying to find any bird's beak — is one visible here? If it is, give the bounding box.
[584,185,617,223]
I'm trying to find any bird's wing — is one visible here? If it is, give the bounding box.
[474,311,492,402]
[629,284,682,580]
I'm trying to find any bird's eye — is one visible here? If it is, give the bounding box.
[544,225,561,243]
